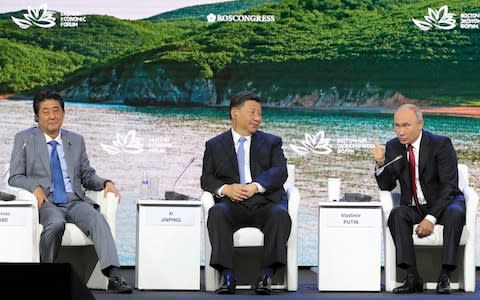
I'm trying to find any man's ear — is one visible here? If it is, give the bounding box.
[34,114,39,122]
[231,107,238,120]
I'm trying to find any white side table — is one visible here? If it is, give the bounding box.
[318,201,382,291]
[0,200,36,262]
[136,199,202,290]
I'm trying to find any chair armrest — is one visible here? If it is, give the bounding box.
[85,190,119,239]
[11,188,38,207]
[379,190,394,220]
[287,186,300,223]
[286,186,300,291]
[464,186,479,230]
[200,191,215,218]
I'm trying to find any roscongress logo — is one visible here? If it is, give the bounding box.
[207,13,275,23]
[11,4,56,29]
[412,5,456,31]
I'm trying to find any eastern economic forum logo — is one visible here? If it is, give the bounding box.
[11,3,87,29]
[412,5,480,31]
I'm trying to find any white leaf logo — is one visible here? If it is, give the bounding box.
[101,130,144,155]
[11,4,56,29]
[289,130,332,156]
[412,5,456,31]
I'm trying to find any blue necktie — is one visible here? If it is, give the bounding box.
[48,141,67,204]
[237,137,247,184]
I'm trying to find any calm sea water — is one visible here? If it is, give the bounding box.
[1,101,479,266]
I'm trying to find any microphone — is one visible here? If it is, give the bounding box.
[165,157,195,200]
[2,142,27,179]
[0,191,16,201]
[374,155,402,176]
[1,142,26,201]
[362,154,402,183]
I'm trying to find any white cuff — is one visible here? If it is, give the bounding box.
[253,182,265,194]
[424,214,437,225]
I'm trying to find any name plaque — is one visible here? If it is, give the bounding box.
[326,208,378,227]
[0,207,26,226]
[146,206,194,226]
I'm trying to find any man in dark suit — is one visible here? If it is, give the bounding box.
[373,104,465,294]
[201,91,292,295]
[8,89,132,293]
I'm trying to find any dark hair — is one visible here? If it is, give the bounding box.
[33,89,64,117]
[229,91,261,113]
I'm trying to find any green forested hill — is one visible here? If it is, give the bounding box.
[0,13,201,92]
[1,0,479,104]
[148,0,282,21]
[154,0,479,73]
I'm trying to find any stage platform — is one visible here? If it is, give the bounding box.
[92,267,480,299]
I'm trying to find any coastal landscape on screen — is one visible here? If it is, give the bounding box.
[1,0,479,266]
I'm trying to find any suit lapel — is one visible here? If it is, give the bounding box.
[220,131,238,174]
[250,133,262,177]
[34,128,51,179]
[418,131,429,178]
[397,143,410,191]
[61,130,75,186]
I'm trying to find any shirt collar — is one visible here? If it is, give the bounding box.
[231,129,251,145]
[44,130,63,145]
[407,130,422,149]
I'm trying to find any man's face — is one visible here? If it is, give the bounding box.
[394,108,423,145]
[231,100,262,135]
[37,99,64,138]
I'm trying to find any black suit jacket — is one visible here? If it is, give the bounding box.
[201,130,288,204]
[376,130,463,218]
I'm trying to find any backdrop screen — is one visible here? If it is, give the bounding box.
[1,0,479,266]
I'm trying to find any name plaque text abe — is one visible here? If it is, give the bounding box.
[0,207,26,226]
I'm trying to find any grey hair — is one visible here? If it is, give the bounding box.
[397,103,423,121]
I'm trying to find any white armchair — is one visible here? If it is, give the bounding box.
[201,164,300,291]
[381,163,479,292]
[7,186,118,290]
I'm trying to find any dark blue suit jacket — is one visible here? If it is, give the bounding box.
[201,130,288,204]
[376,130,463,218]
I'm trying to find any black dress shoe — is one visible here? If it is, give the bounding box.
[393,273,423,294]
[108,275,133,294]
[254,274,272,295]
[216,272,236,294]
[436,274,451,294]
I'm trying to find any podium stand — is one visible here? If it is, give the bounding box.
[0,200,37,262]
[136,199,201,290]
[318,201,382,291]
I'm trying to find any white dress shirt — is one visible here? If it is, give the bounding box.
[217,129,266,196]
